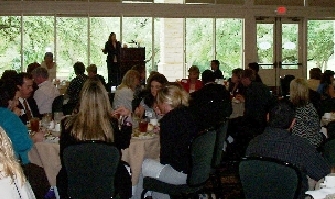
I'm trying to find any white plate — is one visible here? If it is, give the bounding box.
[44,136,60,143]
[132,135,155,139]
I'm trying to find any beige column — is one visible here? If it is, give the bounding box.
[158,17,184,82]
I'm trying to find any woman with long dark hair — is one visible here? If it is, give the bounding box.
[102,32,122,86]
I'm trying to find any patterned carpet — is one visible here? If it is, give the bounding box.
[203,161,246,199]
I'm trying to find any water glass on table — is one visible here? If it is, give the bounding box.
[41,113,52,128]
[132,113,141,129]
[54,112,64,124]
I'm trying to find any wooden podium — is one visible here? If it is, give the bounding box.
[120,48,145,78]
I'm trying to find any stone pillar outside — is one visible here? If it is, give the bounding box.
[158,18,184,82]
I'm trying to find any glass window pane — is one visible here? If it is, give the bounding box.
[257,23,274,69]
[122,17,152,78]
[153,17,161,75]
[0,16,21,73]
[56,17,88,81]
[186,18,214,76]
[216,18,243,78]
[307,20,335,77]
[282,23,298,69]
[90,17,120,82]
[23,16,54,72]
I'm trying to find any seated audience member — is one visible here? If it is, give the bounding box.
[290,78,323,148]
[113,70,140,111]
[134,84,198,199]
[224,69,272,159]
[318,96,335,120]
[0,126,36,199]
[27,62,41,92]
[134,73,168,119]
[180,66,203,93]
[11,73,42,125]
[66,61,88,105]
[41,52,57,81]
[240,69,271,131]
[228,68,246,97]
[317,70,335,100]
[1,70,18,80]
[247,62,262,83]
[131,66,149,112]
[189,70,232,131]
[308,68,321,92]
[210,60,223,80]
[131,65,146,94]
[0,80,33,164]
[246,102,330,198]
[308,88,321,113]
[86,64,107,89]
[0,80,48,198]
[27,62,41,75]
[31,67,60,115]
[57,79,132,199]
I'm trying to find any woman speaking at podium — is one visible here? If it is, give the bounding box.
[102,32,121,87]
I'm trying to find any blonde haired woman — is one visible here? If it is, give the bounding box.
[135,84,198,199]
[290,78,323,147]
[0,126,35,199]
[113,69,140,111]
[57,79,132,199]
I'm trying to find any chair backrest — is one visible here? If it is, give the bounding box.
[63,142,120,198]
[212,121,228,168]
[52,94,64,115]
[280,74,295,97]
[326,121,335,139]
[324,139,335,167]
[187,129,217,186]
[239,156,302,199]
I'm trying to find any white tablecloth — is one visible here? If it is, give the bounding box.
[28,136,160,186]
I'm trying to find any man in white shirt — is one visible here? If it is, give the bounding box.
[31,67,60,114]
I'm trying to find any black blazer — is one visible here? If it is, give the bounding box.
[189,83,232,130]
[104,40,121,63]
[17,96,42,125]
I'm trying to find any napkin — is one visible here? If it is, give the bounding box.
[306,188,335,199]
[142,159,166,178]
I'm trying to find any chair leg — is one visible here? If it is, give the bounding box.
[215,169,222,197]
[140,189,148,199]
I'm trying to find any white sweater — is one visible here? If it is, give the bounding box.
[0,177,35,199]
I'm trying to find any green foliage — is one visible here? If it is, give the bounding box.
[307,20,334,70]
[0,16,334,81]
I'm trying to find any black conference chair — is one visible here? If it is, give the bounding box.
[140,129,217,199]
[280,74,295,98]
[63,142,120,199]
[205,121,229,197]
[239,156,302,199]
[324,139,335,168]
[52,94,64,115]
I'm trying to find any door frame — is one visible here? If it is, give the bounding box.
[256,16,306,95]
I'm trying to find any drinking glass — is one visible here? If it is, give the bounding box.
[54,112,64,124]
[139,118,149,132]
[42,113,52,129]
[30,117,40,132]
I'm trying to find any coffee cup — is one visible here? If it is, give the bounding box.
[150,118,158,126]
[325,174,335,188]
[54,123,61,132]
